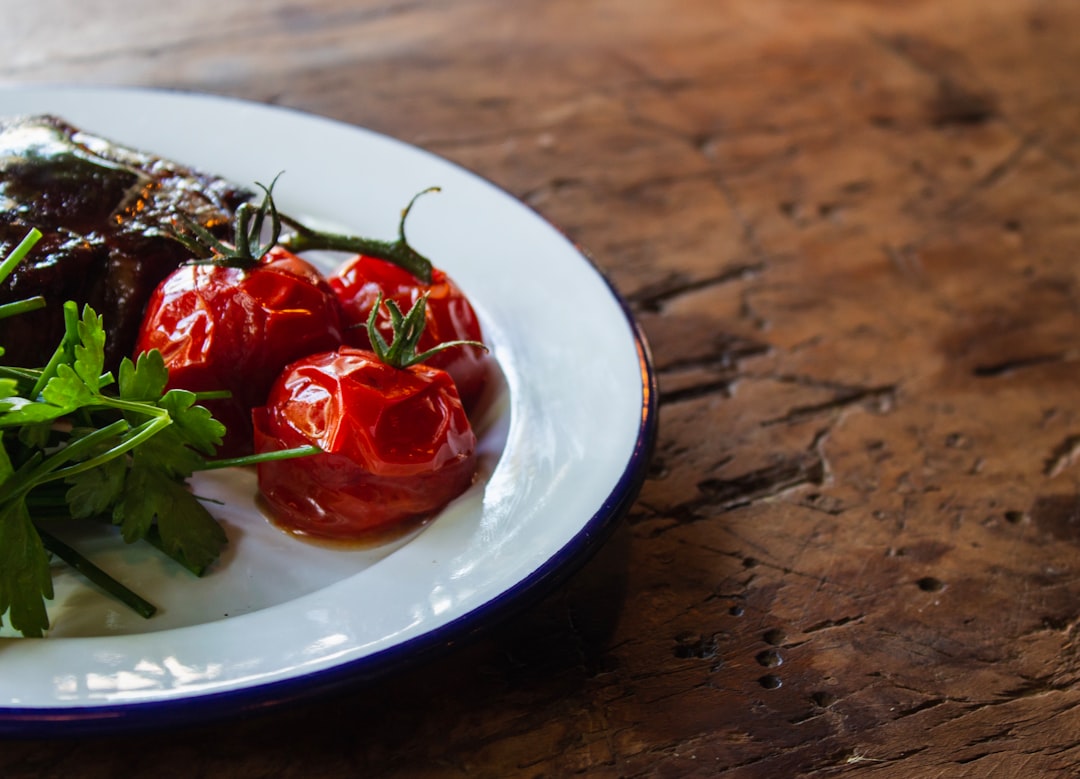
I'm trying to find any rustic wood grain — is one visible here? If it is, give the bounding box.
[4,0,1080,776]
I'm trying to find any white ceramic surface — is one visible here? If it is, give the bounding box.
[0,86,655,734]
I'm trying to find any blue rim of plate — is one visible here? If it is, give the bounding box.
[0,117,658,733]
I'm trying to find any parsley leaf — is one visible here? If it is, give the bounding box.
[118,350,168,404]
[0,499,52,638]
[115,464,225,572]
[0,442,52,638]
[0,298,230,635]
[64,453,126,519]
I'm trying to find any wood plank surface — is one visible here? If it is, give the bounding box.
[4,1,1080,776]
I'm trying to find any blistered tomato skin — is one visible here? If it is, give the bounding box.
[134,246,344,457]
[253,347,478,539]
[329,255,488,412]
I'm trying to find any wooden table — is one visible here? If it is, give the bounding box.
[4,1,1080,776]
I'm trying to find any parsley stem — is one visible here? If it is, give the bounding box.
[37,527,157,619]
[192,389,232,401]
[32,301,81,398]
[97,395,173,420]
[0,365,43,394]
[47,416,170,483]
[0,228,42,285]
[201,444,321,470]
[0,295,46,321]
[0,420,131,502]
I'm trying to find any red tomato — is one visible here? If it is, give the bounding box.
[252,347,477,539]
[329,256,488,412]
[134,246,344,457]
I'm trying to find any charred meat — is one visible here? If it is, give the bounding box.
[0,115,250,368]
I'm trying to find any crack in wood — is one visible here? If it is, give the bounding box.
[786,710,825,726]
[991,677,1078,703]
[658,335,772,374]
[635,449,826,535]
[972,352,1067,377]
[895,697,950,720]
[629,263,765,312]
[652,345,773,406]
[761,384,897,427]
[803,614,865,634]
[962,726,1017,749]
[1044,435,1080,477]
[696,453,826,512]
[655,333,772,405]
[659,377,734,406]
[754,374,879,400]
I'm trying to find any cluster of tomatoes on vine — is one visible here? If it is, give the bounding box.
[134,179,490,540]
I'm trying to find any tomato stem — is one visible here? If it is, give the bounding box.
[367,292,486,370]
[278,187,440,284]
[173,175,284,269]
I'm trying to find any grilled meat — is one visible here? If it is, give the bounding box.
[0,115,249,368]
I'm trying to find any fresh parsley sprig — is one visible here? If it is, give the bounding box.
[0,228,321,638]
[0,301,229,637]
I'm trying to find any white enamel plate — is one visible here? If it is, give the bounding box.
[0,86,656,735]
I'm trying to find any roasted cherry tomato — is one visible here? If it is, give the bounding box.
[329,255,487,412]
[253,294,481,539]
[279,187,489,413]
[134,188,343,457]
